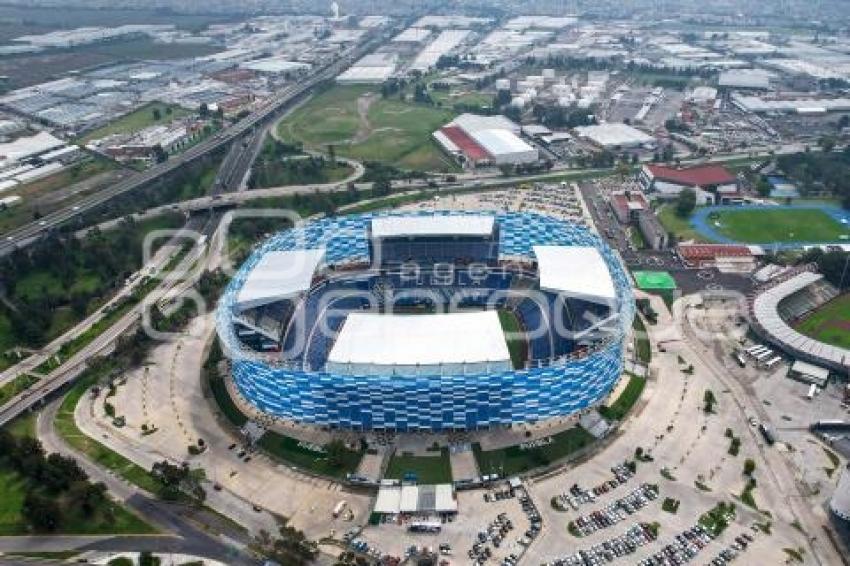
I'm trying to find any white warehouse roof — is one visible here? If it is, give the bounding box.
[370,215,494,238]
[451,113,520,135]
[239,57,311,74]
[534,245,617,306]
[327,311,510,369]
[234,249,325,311]
[573,123,655,148]
[470,128,537,159]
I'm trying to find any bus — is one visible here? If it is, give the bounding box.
[754,350,773,362]
[745,344,765,354]
[408,521,441,533]
[763,356,782,370]
[748,346,770,358]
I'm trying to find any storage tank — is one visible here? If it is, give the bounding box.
[831,464,850,521]
[511,96,526,108]
[495,78,511,91]
[542,68,556,79]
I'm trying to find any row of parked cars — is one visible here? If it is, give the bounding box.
[705,531,755,565]
[638,524,715,566]
[553,462,636,511]
[547,522,659,566]
[469,512,515,562]
[506,487,542,566]
[571,484,659,536]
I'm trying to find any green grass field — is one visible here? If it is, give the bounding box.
[598,374,646,422]
[709,208,849,243]
[656,205,705,243]
[474,426,594,476]
[257,433,363,479]
[499,309,527,369]
[79,102,191,143]
[794,293,850,350]
[385,448,452,484]
[277,85,458,172]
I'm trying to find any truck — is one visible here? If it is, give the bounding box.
[759,424,776,445]
[807,384,817,400]
[333,500,348,518]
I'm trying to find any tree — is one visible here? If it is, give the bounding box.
[199,102,210,118]
[22,492,63,532]
[258,521,318,566]
[819,135,837,153]
[743,458,756,476]
[372,178,392,197]
[675,188,697,218]
[755,178,772,197]
[703,389,717,413]
[326,144,336,164]
[152,107,162,121]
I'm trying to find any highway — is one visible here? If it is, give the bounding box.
[0,32,385,257]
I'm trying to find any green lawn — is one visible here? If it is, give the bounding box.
[79,102,191,143]
[0,374,39,406]
[257,432,363,479]
[474,426,594,476]
[633,316,651,364]
[598,374,646,422]
[499,309,527,369]
[709,208,849,244]
[656,204,705,242]
[794,293,850,350]
[385,448,452,484]
[429,87,493,110]
[277,85,458,172]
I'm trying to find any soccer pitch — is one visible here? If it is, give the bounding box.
[794,293,850,350]
[704,208,849,244]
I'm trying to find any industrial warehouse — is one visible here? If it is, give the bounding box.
[433,113,539,168]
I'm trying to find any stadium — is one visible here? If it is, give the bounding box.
[216,211,635,431]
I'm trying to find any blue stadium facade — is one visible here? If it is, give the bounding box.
[217,211,635,431]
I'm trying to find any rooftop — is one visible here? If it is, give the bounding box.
[370,215,495,239]
[533,245,616,306]
[234,249,325,311]
[645,164,737,187]
[327,311,511,368]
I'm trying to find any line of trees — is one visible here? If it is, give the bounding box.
[0,429,110,532]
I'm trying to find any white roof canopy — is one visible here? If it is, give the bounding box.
[327,311,510,368]
[534,245,617,306]
[371,215,495,239]
[791,360,830,381]
[235,249,325,311]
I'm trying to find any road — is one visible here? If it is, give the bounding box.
[0,31,388,257]
[31,398,260,564]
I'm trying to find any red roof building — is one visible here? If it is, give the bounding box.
[643,164,737,187]
[677,244,761,270]
[438,125,490,163]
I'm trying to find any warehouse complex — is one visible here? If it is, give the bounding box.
[217,211,634,431]
[433,113,539,168]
